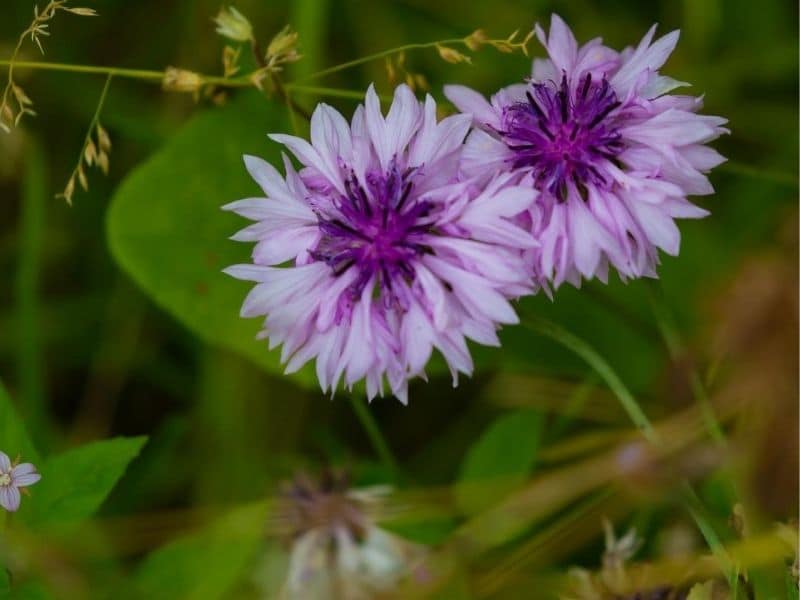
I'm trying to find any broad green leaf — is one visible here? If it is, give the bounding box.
[8,579,53,600]
[22,436,147,528]
[106,92,314,386]
[134,502,266,600]
[0,380,38,464]
[456,409,544,515]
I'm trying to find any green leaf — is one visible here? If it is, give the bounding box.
[0,380,38,464]
[106,91,314,386]
[519,315,658,442]
[22,436,147,528]
[456,409,544,515]
[0,568,9,596]
[8,579,54,600]
[133,502,266,600]
[382,516,458,546]
[681,483,736,590]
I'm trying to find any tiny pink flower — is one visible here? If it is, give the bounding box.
[445,14,729,288]
[0,451,41,512]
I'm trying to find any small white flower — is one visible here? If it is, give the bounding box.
[274,471,424,599]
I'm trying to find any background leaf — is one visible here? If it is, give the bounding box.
[457,409,544,515]
[0,380,38,464]
[132,502,266,600]
[106,91,315,387]
[22,436,147,528]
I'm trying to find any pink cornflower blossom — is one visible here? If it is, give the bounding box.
[225,84,538,403]
[445,14,728,288]
[0,451,41,512]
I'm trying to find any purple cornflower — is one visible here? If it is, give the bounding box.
[445,14,729,287]
[225,85,538,403]
[0,451,41,512]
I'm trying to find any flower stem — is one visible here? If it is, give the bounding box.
[0,61,383,104]
[720,160,798,188]
[520,312,735,587]
[348,396,399,480]
[285,83,391,101]
[644,281,726,446]
[295,38,465,82]
[60,73,113,203]
[520,314,659,443]
[0,59,249,87]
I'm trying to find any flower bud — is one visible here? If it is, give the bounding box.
[436,44,472,65]
[213,6,253,43]
[162,67,203,94]
[464,28,488,51]
[266,25,300,62]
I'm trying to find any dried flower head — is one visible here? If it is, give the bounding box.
[225,84,538,403]
[602,518,642,571]
[445,14,728,288]
[213,5,254,43]
[562,520,681,600]
[61,6,97,17]
[0,451,41,512]
[464,29,489,52]
[436,44,472,65]
[384,53,428,93]
[265,25,301,67]
[274,470,422,599]
[59,116,112,204]
[222,45,242,78]
[162,67,204,95]
[489,29,535,56]
[1,1,97,133]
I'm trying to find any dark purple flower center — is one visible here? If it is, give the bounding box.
[310,163,432,307]
[500,72,624,199]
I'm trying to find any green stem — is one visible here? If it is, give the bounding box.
[0,59,166,81]
[348,396,399,479]
[720,161,798,188]
[645,281,726,445]
[680,481,737,588]
[0,59,251,88]
[296,38,465,81]
[521,313,737,588]
[520,314,658,443]
[286,83,390,101]
[0,61,385,103]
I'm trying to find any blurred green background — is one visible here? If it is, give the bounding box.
[0,0,797,598]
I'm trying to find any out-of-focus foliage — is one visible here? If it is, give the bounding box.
[0,0,797,598]
[107,92,317,387]
[22,435,146,528]
[456,409,544,515]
